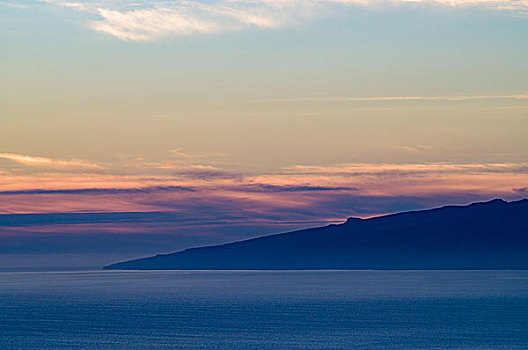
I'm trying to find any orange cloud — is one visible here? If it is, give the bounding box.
[0,153,103,171]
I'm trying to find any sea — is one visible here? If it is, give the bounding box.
[1,270,527,349]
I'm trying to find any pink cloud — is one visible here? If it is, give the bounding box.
[0,162,526,219]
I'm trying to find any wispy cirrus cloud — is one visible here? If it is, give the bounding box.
[117,148,232,178]
[281,162,528,177]
[261,94,528,103]
[0,153,104,171]
[38,0,528,41]
[0,1,29,8]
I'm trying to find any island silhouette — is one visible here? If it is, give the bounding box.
[104,199,528,270]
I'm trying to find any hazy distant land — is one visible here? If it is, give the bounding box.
[105,199,528,270]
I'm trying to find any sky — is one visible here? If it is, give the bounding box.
[1,0,528,269]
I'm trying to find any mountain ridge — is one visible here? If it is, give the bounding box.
[104,198,528,270]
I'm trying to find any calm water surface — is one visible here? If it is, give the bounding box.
[1,270,527,349]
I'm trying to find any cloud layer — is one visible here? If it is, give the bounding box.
[1,157,527,218]
[1,152,527,257]
[38,0,528,41]
[0,153,104,171]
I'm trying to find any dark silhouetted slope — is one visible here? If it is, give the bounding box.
[104,199,528,270]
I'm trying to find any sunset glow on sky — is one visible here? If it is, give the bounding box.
[1,0,527,267]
